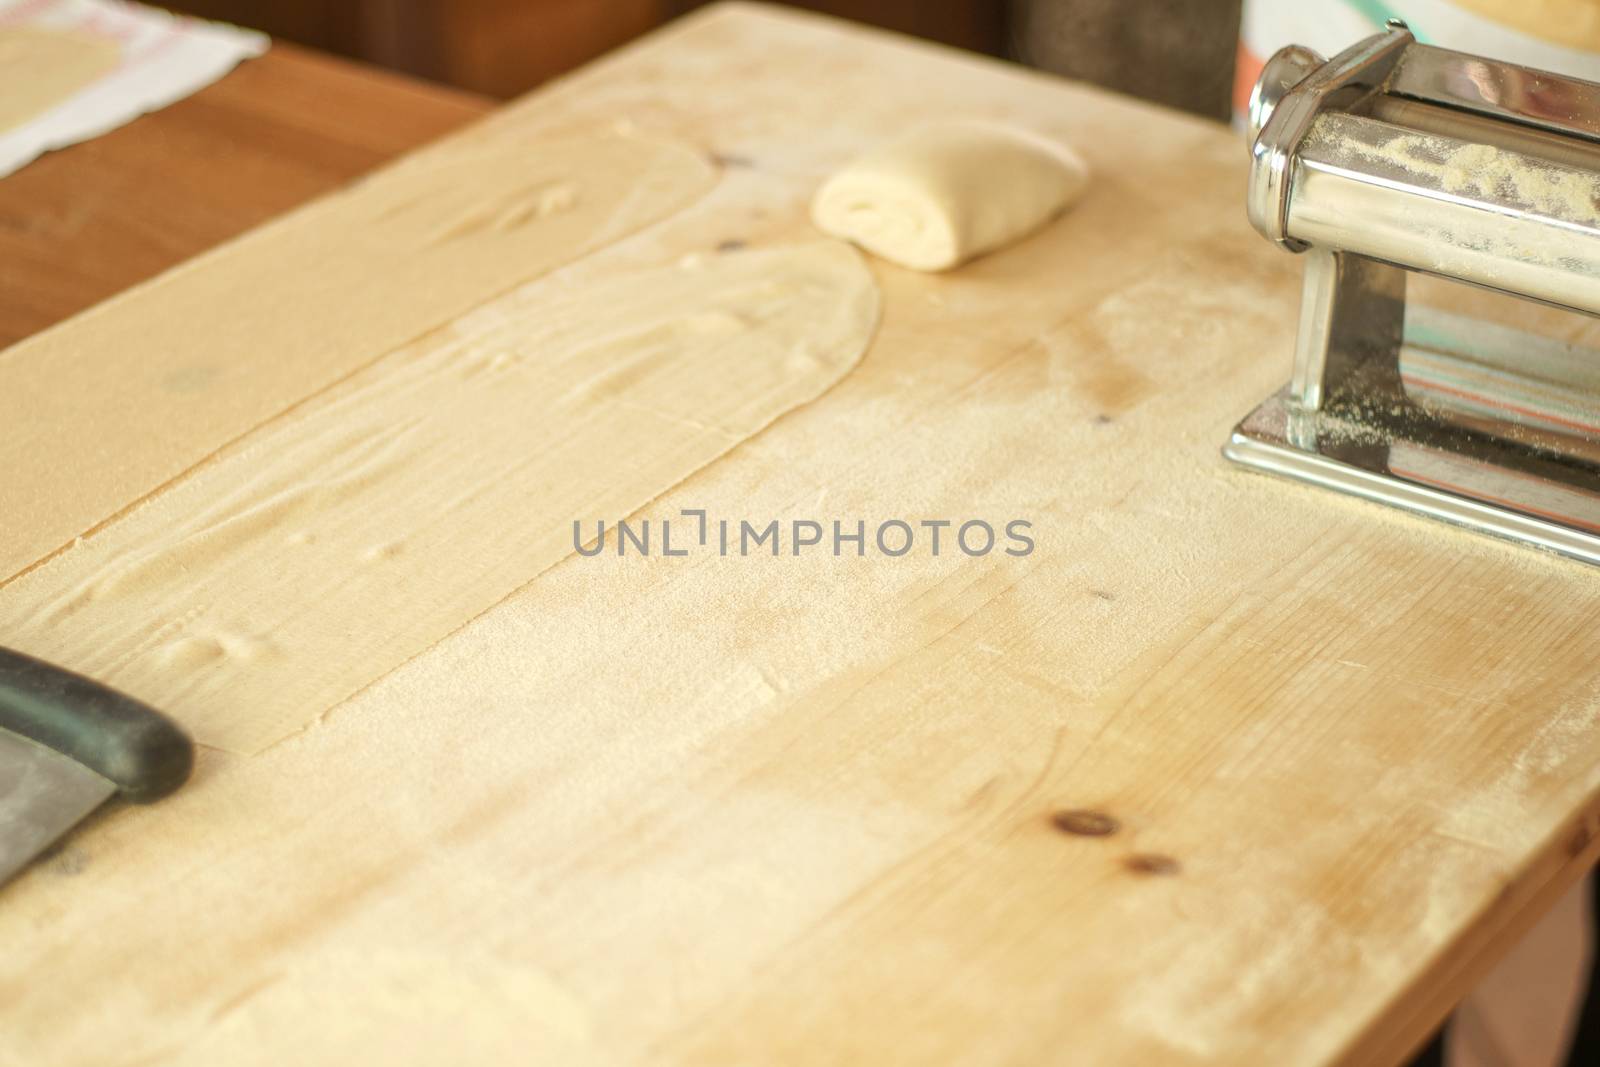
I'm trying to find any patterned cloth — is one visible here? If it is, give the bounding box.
[0,0,265,177]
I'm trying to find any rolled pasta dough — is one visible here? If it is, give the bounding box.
[811,120,1089,271]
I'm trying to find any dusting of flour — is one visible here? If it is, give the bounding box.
[1305,121,1600,224]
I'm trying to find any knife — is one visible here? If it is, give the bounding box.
[0,646,192,886]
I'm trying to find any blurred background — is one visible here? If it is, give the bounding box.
[161,0,1245,121]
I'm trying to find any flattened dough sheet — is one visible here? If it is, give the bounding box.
[0,130,716,581]
[0,242,880,753]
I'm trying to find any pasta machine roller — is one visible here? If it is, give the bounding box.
[1226,20,1600,564]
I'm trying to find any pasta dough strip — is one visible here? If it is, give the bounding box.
[0,242,880,753]
[0,131,716,582]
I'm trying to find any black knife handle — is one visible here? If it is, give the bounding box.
[0,647,192,802]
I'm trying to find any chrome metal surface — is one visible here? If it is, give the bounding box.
[1367,97,1600,172]
[0,728,114,886]
[1246,24,1412,251]
[1231,31,1600,561]
[1288,249,1406,411]
[1226,389,1600,566]
[1289,112,1600,316]
[1247,44,1324,146]
[1388,43,1600,143]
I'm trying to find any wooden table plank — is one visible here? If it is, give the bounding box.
[3,7,1599,1066]
[0,42,489,349]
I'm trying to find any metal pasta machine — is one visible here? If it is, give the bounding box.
[1227,20,1600,564]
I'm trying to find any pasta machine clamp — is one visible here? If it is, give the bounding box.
[1225,21,1600,564]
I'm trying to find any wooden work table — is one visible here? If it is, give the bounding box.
[4,6,1600,1065]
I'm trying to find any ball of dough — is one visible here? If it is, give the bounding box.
[810,120,1089,272]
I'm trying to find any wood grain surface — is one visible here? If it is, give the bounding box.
[0,42,488,350]
[3,6,1600,1066]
